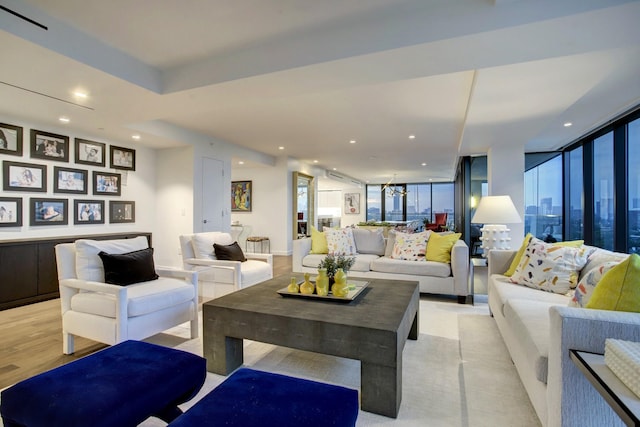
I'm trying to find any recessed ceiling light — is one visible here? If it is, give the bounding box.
[421,162,427,166]
[278,146,284,150]
[313,160,318,163]
[564,122,572,127]
[349,140,356,144]
[132,134,141,140]
[73,90,88,99]
[58,116,70,123]
[333,168,337,171]
[238,161,245,165]
[409,135,416,139]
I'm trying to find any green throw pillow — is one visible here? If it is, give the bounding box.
[586,253,640,312]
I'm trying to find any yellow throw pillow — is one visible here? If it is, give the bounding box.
[586,254,640,312]
[309,226,328,254]
[554,240,585,248]
[426,232,461,263]
[504,233,533,277]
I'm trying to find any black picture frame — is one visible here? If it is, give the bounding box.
[231,180,252,212]
[3,161,47,192]
[109,200,135,223]
[73,200,105,225]
[0,197,22,227]
[53,166,88,195]
[0,123,23,156]
[30,129,69,162]
[30,198,68,226]
[93,171,121,196]
[110,145,136,171]
[75,138,106,167]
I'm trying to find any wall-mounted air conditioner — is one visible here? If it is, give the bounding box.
[325,170,363,188]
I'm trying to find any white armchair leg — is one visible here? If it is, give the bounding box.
[63,332,75,355]
[190,318,199,339]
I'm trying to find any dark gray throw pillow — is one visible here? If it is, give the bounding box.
[213,241,247,262]
[98,247,159,286]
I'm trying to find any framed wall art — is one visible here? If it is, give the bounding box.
[30,198,68,226]
[75,138,106,167]
[93,171,121,196]
[109,200,135,223]
[0,123,23,156]
[231,180,252,212]
[74,200,105,225]
[110,145,135,171]
[30,129,69,162]
[3,161,47,192]
[54,166,88,194]
[0,197,22,227]
[344,193,360,215]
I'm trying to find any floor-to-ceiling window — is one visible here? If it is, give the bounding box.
[524,154,563,242]
[566,147,584,241]
[593,132,615,250]
[366,185,382,221]
[406,184,431,222]
[628,118,640,254]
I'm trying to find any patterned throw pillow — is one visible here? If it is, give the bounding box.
[325,228,357,255]
[390,231,430,261]
[510,237,593,294]
[569,261,619,307]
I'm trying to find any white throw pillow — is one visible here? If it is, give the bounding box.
[569,261,620,307]
[390,231,430,261]
[325,228,357,255]
[75,236,149,282]
[352,228,386,255]
[510,237,593,294]
[191,232,234,260]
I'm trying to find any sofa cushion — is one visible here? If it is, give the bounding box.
[199,260,272,285]
[309,226,328,254]
[587,253,640,312]
[510,237,592,294]
[325,228,357,256]
[191,232,233,260]
[98,247,159,286]
[301,254,376,272]
[70,277,195,318]
[352,228,385,255]
[390,231,429,261]
[75,236,149,282]
[370,257,451,277]
[503,298,565,384]
[425,232,461,263]
[489,276,571,316]
[569,261,619,308]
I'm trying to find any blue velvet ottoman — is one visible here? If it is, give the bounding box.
[0,340,206,427]
[168,368,359,427]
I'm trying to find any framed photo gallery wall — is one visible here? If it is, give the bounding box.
[0,122,138,226]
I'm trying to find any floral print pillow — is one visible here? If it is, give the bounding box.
[569,261,619,307]
[325,228,357,255]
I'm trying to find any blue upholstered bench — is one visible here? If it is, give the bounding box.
[169,368,359,427]
[0,340,206,427]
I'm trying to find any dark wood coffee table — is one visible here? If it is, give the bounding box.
[202,274,419,418]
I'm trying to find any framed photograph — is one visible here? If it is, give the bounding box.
[109,200,135,223]
[0,123,23,156]
[344,193,360,215]
[30,198,68,226]
[54,167,88,194]
[3,161,47,192]
[73,200,104,225]
[30,129,69,162]
[93,171,121,196]
[75,138,106,167]
[231,180,252,212]
[0,197,22,227]
[110,145,136,171]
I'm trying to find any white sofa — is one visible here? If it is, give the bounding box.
[488,247,640,427]
[293,230,470,302]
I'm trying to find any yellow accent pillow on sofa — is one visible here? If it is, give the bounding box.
[504,233,533,277]
[586,253,640,312]
[426,232,461,263]
[309,226,328,254]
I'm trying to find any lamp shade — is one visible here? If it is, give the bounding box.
[471,195,521,224]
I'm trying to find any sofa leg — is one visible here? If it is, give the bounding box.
[63,332,74,355]
[457,295,470,305]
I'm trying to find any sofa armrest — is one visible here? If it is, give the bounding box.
[488,250,517,276]
[292,238,312,272]
[547,306,640,427]
[450,240,470,297]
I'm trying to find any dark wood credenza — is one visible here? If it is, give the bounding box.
[0,232,152,311]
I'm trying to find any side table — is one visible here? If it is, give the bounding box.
[471,257,488,297]
[570,349,640,426]
[246,236,270,253]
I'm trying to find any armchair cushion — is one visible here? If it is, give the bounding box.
[75,236,149,282]
[191,232,233,260]
[213,242,246,262]
[98,248,159,286]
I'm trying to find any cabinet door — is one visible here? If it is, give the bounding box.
[0,244,38,304]
[38,242,60,295]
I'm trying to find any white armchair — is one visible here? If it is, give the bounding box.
[179,232,273,298]
[55,236,199,355]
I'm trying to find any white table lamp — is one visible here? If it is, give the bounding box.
[471,195,522,256]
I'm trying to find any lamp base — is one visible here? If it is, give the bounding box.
[479,224,512,257]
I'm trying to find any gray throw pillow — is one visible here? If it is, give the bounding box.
[352,228,386,255]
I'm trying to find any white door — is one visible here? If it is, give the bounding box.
[202,157,225,232]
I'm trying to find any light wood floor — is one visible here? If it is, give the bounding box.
[0,255,293,390]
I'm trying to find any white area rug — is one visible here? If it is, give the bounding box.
[137,299,540,426]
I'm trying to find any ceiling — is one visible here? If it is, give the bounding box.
[1,0,640,185]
